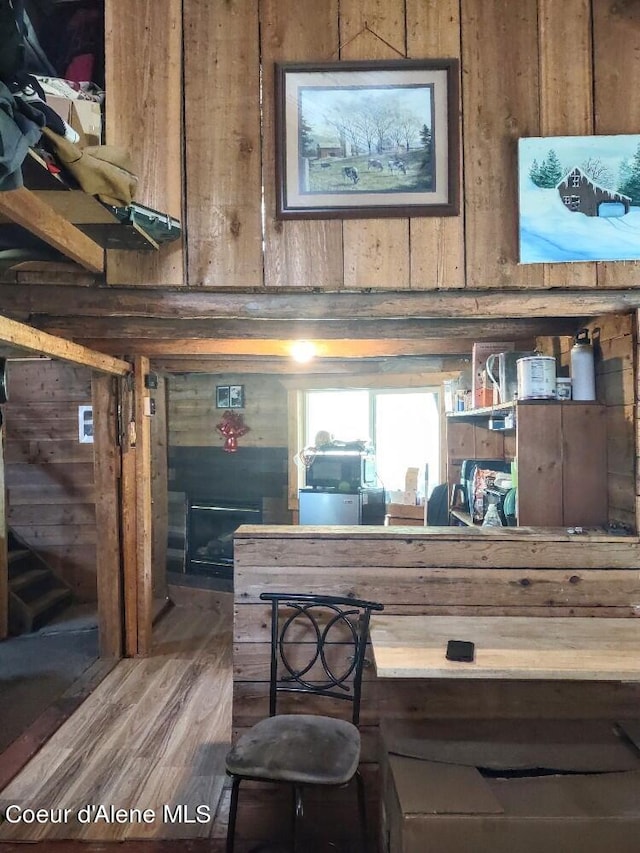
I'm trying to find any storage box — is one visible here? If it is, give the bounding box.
[46,95,102,146]
[381,718,640,853]
[471,342,514,408]
[385,503,426,526]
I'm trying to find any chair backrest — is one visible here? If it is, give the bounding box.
[260,592,384,726]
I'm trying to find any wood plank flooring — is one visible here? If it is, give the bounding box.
[0,604,232,842]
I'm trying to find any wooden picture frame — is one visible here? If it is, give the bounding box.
[216,385,230,409]
[229,385,245,409]
[275,59,460,220]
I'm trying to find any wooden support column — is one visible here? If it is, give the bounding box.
[136,357,153,654]
[91,374,123,658]
[120,359,153,656]
[0,423,7,640]
[151,376,168,600]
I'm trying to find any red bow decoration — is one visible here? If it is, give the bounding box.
[216,410,249,453]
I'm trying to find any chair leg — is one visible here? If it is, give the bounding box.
[355,769,368,853]
[291,783,303,852]
[226,775,241,853]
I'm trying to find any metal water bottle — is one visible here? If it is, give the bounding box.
[570,329,595,401]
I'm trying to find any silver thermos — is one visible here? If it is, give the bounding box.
[570,329,596,401]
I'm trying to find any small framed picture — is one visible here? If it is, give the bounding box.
[78,405,93,444]
[216,385,230,408]
[229,385,245,409]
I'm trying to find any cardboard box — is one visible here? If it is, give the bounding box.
[46,95,103,146]
[471,341,514,409]
[385,503,426,526]
[381,718,640,853]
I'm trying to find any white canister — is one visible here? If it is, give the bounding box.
[555,377,572,400]
[516,356,556,400]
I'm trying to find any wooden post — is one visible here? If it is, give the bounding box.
[120,375,139,656]
[91,374,123,658]
[0,422,7,640]
[151,376,168,600]
[134,356,153,656]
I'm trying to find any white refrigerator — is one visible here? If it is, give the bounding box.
[298,488,386,525]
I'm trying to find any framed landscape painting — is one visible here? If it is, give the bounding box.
[275,59,459,219]
[519,134,640,263]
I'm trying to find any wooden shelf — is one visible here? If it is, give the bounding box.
[450,509,475,526]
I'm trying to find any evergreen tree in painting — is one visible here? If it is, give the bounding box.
[418,123,433,185]
[299,114,315,158]
[531,149,563,188]
[618,143,640,204]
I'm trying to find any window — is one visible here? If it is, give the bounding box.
[571,174,581,187]
[303,387,441,499]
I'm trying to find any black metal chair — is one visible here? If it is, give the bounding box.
[225,592,384,853]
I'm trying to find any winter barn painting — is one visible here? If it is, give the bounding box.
[518,135,640,263]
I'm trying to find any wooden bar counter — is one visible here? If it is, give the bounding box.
[232,524,640,834]
[234,522,640,721]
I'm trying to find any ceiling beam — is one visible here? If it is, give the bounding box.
[77,338,479,358]
[34,316,574,341]
[0,315,131,376]
[151,355,468,375]
[2,284,639,321]
[0,189,104,273]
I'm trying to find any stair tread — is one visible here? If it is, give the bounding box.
[8,567,51,592]
[8,549,32,563]
[28,587,73,617]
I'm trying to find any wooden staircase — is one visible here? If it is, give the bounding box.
[7,530,73,635]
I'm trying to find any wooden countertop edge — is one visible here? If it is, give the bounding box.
[234,524,639,543]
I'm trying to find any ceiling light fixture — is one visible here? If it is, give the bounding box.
[290,340,316,363]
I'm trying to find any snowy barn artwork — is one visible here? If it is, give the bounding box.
[518,135,640,263]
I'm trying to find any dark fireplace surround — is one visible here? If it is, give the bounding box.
[169,446,289,583]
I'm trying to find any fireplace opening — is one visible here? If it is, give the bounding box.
[187,500,262,582]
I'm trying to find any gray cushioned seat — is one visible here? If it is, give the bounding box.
[226,713,361,785]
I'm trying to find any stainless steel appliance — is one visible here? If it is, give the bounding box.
[298,488,385,525]
[305,447,377,491]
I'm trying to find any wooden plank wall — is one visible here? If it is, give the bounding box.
[168,374,288,447]
[233,528,640,837]
[114,0,640,291]
[104,0,184,286]
[539,314,637,530]
[4,361,97,601]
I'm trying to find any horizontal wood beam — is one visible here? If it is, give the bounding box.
[2,285,640,321]
[0,188,104,273]
[35,316,573,341]
[0,315,131,376]
[151,356,467,375]
[78,337,477,358]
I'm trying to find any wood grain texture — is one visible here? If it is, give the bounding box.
[184,0,262,287]
[593,0,640,289]
[538,0,596,289]
[3,361,97,600]
[0,315,130,376]
[0,188,103,273]
[461,0,543,288]
[168,374,288,448]
[340,0,410,290]
[91,375,123,658]
[0,606,231,842]
[406,0,465,289]
[134,357,153,656]
[151,377,169,599]
[104,0,184,286]
[260,0,343,289]
[370,614,640,680]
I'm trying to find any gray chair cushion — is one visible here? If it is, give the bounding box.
[226,714,361,785]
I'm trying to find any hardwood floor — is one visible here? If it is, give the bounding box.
[0,604,232,843]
